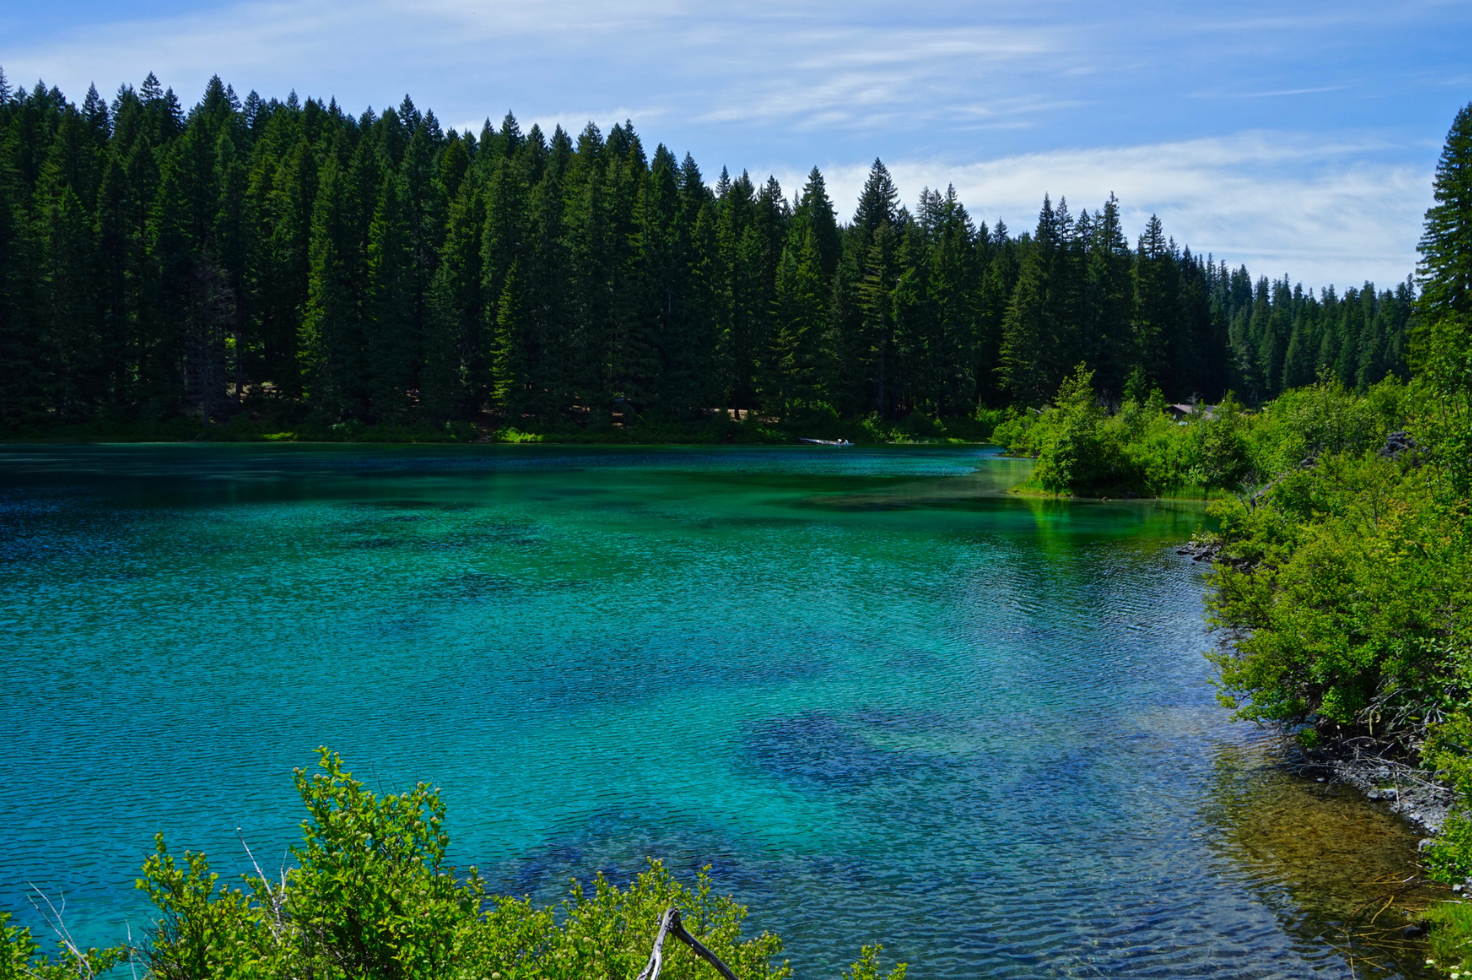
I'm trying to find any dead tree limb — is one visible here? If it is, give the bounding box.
[635,907,742,980]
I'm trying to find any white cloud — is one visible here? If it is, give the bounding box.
[781,133,1430,288]
[1,0,1453,289]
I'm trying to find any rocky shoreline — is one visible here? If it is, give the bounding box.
[1288,738,1455,839]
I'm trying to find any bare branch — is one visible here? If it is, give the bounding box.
[635,907,742,980]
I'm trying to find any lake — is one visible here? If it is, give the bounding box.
[0,444,1435,978]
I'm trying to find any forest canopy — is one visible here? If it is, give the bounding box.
[0,71,1416,435]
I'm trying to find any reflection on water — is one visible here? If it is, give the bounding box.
[0,444,1447,978]
[1205,738,1445,980]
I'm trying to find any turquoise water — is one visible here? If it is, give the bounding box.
[0,445,1429,978]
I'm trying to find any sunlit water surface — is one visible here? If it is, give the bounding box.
[0,445,1438,978]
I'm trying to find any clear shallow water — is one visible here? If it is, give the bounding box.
[0,444,1433,978]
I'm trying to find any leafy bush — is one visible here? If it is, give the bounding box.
[999,370,1408,499]
[4,750,903,980]
[1,908,126,980]
[1030,366,1142,494]
[1248,377,1409,475]
[1205,453,1471,731]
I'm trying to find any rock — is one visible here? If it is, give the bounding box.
[1420,838,1437,852]
[1379,430,1420,463]
[1403,922,1428,939]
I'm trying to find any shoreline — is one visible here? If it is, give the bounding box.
[1179,539,1456,844]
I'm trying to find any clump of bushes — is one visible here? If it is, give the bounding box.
[995,364,1409,498]
[2,750,905,980]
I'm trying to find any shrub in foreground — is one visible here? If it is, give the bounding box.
[2,750,905,980]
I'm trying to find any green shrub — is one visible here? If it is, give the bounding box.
[0,907,127,980]
[997,372,1409,499]
[1030,366,1142,494]
[1206,451,1471,730]
[991,406,1040,456]
[4,750,899,980]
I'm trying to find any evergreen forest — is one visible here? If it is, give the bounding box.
[0,71,1418,437]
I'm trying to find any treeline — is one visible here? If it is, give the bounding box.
[0,71,1414,434]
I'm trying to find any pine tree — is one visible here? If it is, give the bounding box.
[1418,102,1472,325]
[422,179,484,420]
[1082,194,1132,398]
[36,184,99,419]
[366,171,414,421]
[1131,213,1176,390]
[301,141,367,419]
[1414,101,1472,396]
[998,236,1051,405]
[792,167,840,281]
[925,185,980,413]
[853,159,899,236]
[858,219,899,415]
[0,150,48,428]
[974,232,1017,406]
[491,259,528,416]
[764,225,826,418]
[999,196,1077,405]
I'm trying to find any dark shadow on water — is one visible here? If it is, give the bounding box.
[429,571,521,601]
[487,813,763,907]
[742,709,957,791]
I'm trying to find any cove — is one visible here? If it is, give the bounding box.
[0,444,1433,979]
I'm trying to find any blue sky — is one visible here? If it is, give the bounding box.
[3,0,1470,288]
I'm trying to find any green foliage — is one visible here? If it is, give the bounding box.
[1030,365,1138,494]
[288,750,481,979]
[1247,375,1409,475]
[1201,103,1471,743]
[842,944,907,980]
[0,71,1413,441]
[0,907,127,980]
[1426,898,1472,975]
[999,369,1409,499]
[7,749,902,979]
[1428,814,1472,887]
[1205,451,1471,729]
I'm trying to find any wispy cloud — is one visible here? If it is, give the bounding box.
[1194,85,1351,100]
[1,0,1461,288]
[775,133,1431,289]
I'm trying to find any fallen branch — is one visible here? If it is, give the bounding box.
[635,907,742,980]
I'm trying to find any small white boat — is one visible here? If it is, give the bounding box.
[798,438,853,446]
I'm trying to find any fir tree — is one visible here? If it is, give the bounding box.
[1415,101,1472,400]
[1419,102,1472,325]
[366,170,414,421]
[491,258,528,415]
[853,158,899,236]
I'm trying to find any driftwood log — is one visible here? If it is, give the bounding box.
[634,907,742,980]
